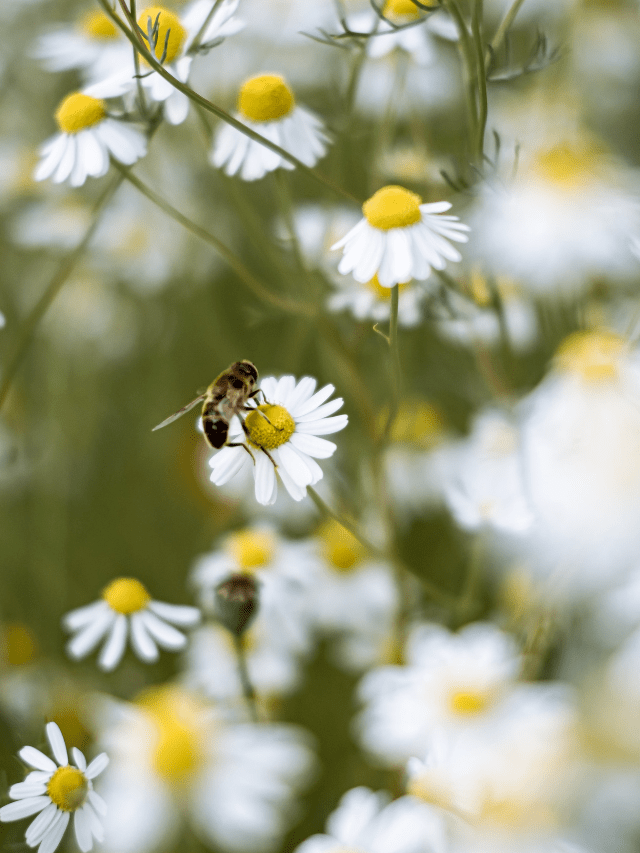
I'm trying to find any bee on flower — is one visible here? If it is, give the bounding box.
[0,721,108,853]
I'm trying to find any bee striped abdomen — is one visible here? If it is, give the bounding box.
[203,416,229,449]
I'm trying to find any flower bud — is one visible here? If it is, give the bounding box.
[214,573,260,636]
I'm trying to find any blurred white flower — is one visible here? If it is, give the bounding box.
[212,74,330,180]
[208,374,348,505]
[0,722,108,853]
[356,622,521,765]
[332,185,469,287]
[63,578,200,671]
[92,686,314,853]
[328,273,429,327]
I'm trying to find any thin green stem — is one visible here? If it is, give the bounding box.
[0,175,124,414]
[129,0,148,118]
[307,486,384,557]
[99,0,359,203]
[188,0,224,54]
[485,0,527,69]
[112,161,316,317]
[444,0,478,151]
[471,0,488,162]
[233,635,259,723]
[381,285,401,443]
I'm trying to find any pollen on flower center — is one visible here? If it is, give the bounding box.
[363,186,422,230]
[245,404,295,450]
[448,688,492,715]
[227,529,276,572]
[81,10,119,40]
[137,7,187,64]
[102,577,151,614]
[533,143,601,190]
[238,75,295,123]
[383,0,422,21]
[47,766,89,812]
[366,274,410,298]
[319,520,365,572]
[55,93,106,135]
[555,329,625,382]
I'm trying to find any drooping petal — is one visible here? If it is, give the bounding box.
[97,614,128,672]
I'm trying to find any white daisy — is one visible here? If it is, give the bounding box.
[293,787,446,853]
[34,88,147,188]
[92,686,314,853]
[31,10,131,84]
[328,273,429,327]
[208,374,348,506]
[331,185,470,288]
[62,577,200,671]
[122,1,244,125]
[0,721,108,853]
[211,73,330,181]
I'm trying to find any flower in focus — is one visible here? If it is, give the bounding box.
[212,74,330,181]
[208,374,348,505]
[293,786,445,853]
[93,685,314,853]
[34,88,147,187]
[0,721,108,853]
[331,185,470,287]
[63,577,200,671]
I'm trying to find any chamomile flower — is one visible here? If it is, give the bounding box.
[0,721,108,853]
[208,374,348,506]
[63,577,200,671]
[34,88,147,187]
[211,74,330,181]
[122,1,244,125]
[331,186,470,288]
[328,274,429,327]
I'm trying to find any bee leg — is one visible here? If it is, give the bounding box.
[240,402,284,432]
[226,442,257,465]
[260,448,279,470]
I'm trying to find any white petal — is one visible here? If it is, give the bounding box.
[97,614,128,672]
[295,414,349,435]
[289,432,337,458]
[420,201,452,213]
[295,384,336,417]
[130,612,159,662]
[9,782,47,799]
[82,803,103,842]
[276,463,308,501]
[38,809,69,853]
[0,797,49,822]
[276,443,313,486]
[165,91,190,125]
[295,398,344,423]
[74,807,92,853]
[25,803,58,847]
[72,749,86,772]
[258,376,279,402]
[254,451,277,505]
[147,601,200,626]
[87,792,106,817]
[66,608,115,660]
[80,130,108,178]
[95,120,146,166]
[331,218,367,251]
[284,377,317,415]
[45,724,67,767]
[138,611,187,650]
[275,375,296,404]
[51,135,76,184]
[209,446,249,485]
[34,135,67,182]
[23,773,52,785]
[84,753,109,781]
[18,748,56,774]
[63,601,109,632]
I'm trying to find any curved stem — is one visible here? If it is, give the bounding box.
[485,0,527,68]
[98,0,359,203]
[0,174,124,414]
[112,161,316,317]
[233,635,259,723]
[471,0,488,162]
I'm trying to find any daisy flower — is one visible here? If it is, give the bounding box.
[208,374,348,506]
[328,273,429,327]
[34,88,147,187]
[0,721,108,853]
[331,185,470,288]
[211,74,330,181]
[293,787,446,853]
[63,577,200,671]
[124,1,244,125]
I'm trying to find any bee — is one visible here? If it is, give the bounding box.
[152,360,267,461]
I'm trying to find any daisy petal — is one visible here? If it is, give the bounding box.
[295,414,349,435]
[38,809,69,853]
[66,608,115,660]
[97,614,128,672]
[74,807,92,853]
[82,803,103,842]
[295,384,336,417]
[9,783,47,799]
[46,724,67,767]
[289,432,337,458]
[254,452,277,505]
[284,377,317,414]
[139,610,187,650]
[25,803,58,847]
[63,601,109,632]
[84,753,109,781]
[72,749,86,772]
[147,601,200,626]
[18,748,56,774]
[87,791,106,817]
[0,797,50,822]
[130,612,159,662]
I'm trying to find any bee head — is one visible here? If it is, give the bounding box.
[229,360,258,391]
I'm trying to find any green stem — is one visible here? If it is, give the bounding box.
[112,161,316,317]
[128,0,148,118]
[307,486,384,557]
[188,0,224,54]
[444,0,478,153]
[471,0,488,162]
[381,285,401,443]
[99,0,359,203]
[0,174,124,414]
[233,635,259,723]
[485,0,527,69]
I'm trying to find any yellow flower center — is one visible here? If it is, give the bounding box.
[138,7,187,64]
[366,275,410,299]
[479,797,558,831]
[245,404,295,451]
[226,529,277,573]
[388,400,445,448]
[47,767,89,812]
[102,577,151,614]
[55,93,106,135]
[448,688,492,715]
[533,143,602,190]
[137,687,204,786]
[238,75,295,123]
[406,773,453,811]
[318,520,365,572]
[554,329,625,382]
[3,623,38,666]
[363,186,422,230]
[80,10,119,40]
[383,0,422,21]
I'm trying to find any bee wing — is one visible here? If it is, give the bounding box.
[152,394,206,431]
